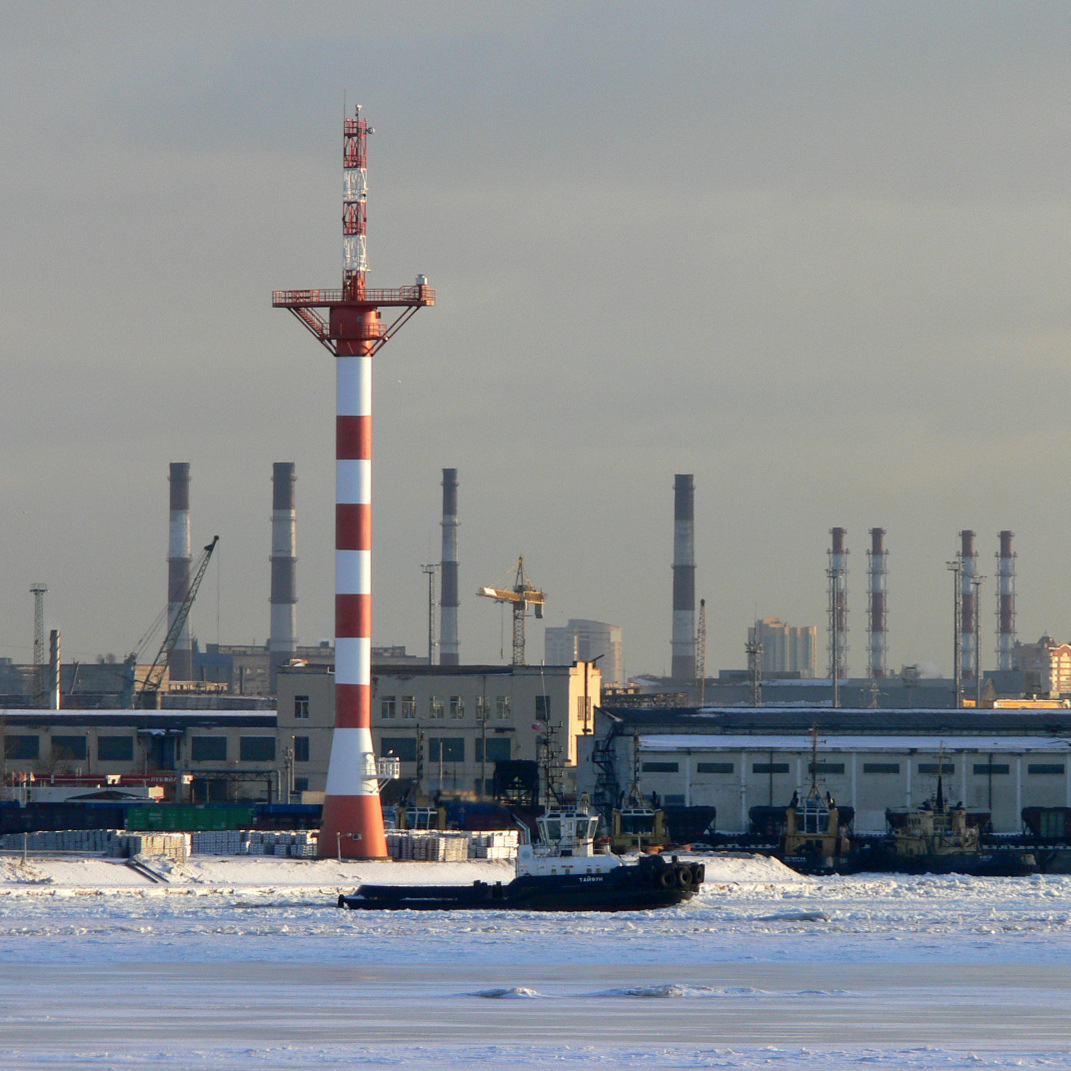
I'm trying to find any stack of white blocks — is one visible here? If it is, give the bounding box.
[110,832,190,863]
[470,830,519,860]
[187,829,319,858]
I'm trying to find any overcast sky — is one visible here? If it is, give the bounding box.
[2,2,1070,681]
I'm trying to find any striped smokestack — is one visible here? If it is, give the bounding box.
[269,462,297,692]
[168,462,193,682]
[439,467,459,665]
[959,530,977,680]
[867,527,888,679]
[671,474,696,683]
[997,530,1016,671]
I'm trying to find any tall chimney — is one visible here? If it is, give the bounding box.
[270,462,298,692]
[959,530,977,680]
[168,463,193,681]
[828,527,848,680]
[439,467,459,666]
[997,530,1016,671]
[671,474,696,683]
[48,629,60,710]
[867,528,887,679]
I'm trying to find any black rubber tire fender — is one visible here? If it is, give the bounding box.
[658,868,676,890]
[676,867,694,888]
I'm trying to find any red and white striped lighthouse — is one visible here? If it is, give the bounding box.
[273,105,434,859]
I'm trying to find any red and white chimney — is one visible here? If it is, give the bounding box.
[959,530,977,680]
[168,462,193,681]
[439,468,459,666]
[996,530,1016,672]
[866,527,887,679]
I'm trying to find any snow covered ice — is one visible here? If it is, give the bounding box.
[0,852,1070,1069]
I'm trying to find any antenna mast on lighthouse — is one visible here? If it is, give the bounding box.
[272,105,435,860]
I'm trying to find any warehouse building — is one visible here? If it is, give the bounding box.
[577,706,1071,835]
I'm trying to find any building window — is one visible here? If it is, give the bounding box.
[973,763,1010,776]
[808,762,845,775]
[51,735,87,762]
[449,696,464,720]
[1029,763,1066,775]
[293,777,309,794]
[475,696,490,721]
[381,696,396,720]
[380,736,417,762]
[753,762,789,774]
[190,737,227,762]
[294,695,310,720]
[4,735,39,761]
[98,736,134,762]
[496,696,511,720]
[293,736,310,763]
[697,762,733,774]
[863,762,901,774]
[430,696,444,720]
[429,737,464,762]
[535,695,551,721]
[475,738,511,763]
[239,737,276,763]
[401,696,416,719]
[918,763,955,775]
[641,761,679,773]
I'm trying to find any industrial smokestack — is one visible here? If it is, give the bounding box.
[671,474,696,683]
[168,463,193,681]
[269,462,298,692]
[867,528,887,679]
[48,629,60,710]
[997,530,1016,671]
[828,528,848,680]
[439,467,459,666]
[959,530,977,680]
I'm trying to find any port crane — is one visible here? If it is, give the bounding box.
[477,555,545,666]
[135,535,219,707]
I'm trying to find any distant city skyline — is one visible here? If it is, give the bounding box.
[2,3,1070,680]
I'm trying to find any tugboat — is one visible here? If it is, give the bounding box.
[337,807,704,912]
[880,772,1036,876]
[780,784,853,875]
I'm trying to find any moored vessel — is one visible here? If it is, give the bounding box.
[337,807,703,912]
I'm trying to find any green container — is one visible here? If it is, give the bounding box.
[124,805,254,831]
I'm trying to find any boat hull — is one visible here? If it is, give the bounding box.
[337,858,704,912]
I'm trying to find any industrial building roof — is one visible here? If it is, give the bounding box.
[599,706,1071,736]
[639,733,1071,754]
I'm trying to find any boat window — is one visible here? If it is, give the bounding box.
[587,817,599,839]
[543,819,561,842]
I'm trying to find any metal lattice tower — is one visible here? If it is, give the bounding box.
[30,582,47,707]
[827,528,848,693]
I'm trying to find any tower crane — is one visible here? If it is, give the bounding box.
[477,555,545,666]
[135,536,219,707]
